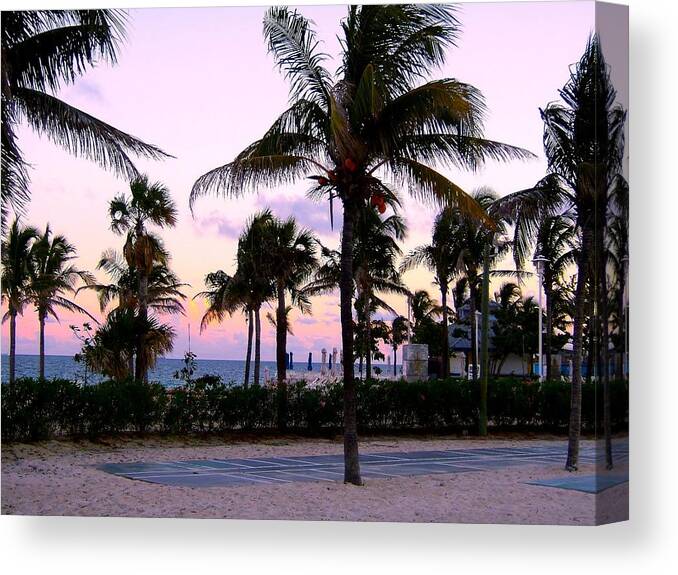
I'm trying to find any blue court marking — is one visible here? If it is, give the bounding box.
[526,474,629,494]
[97,441,628,488]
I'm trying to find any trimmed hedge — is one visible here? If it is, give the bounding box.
[1,376,629,442]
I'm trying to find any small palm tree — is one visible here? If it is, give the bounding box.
[195,270,255,388]
[410,289,441,329]
[29,225,95,379]
[1,219,38,385]
[534,214,576,380]
[401,207,460,376]
[390,315,409,377]
[108,175,177,381]
[303,205,408,379]
[236,212,277,386]
[1,10,170,226]
[260,213,318,429]
[82,308,174,381]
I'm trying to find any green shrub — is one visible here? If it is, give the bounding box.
[1,376,629,442]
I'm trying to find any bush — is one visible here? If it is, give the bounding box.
[1,376,629,442]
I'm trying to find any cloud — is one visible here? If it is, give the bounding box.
[255,194,341,237]
[195,213,243,239]
[72,80,106,104]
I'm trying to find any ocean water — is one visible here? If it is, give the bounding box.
[0,355,396,387]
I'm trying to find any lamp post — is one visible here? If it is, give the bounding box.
[407,293,412,343]
[533,255,549,382]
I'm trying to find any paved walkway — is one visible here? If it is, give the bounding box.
[98,442,629,488]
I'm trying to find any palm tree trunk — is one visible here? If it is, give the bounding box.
[276,281,288,430]
[253,305,261,386]
[615,279,625,380]
[39,309,46,380]
[586,295,595,384]
[340,198,362,485]
[135,271,149,382]
[596,217,613,469]
[566,225,592,471]
[545,284,554,381]
[393,344,397,377]
[9,309,17,387]
[441,280,449,378]
[244,309,253,389]
[479,243,490,436]
[364,290,372,380]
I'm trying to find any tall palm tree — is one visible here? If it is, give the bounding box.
[29,225,95,379]
[534,214,576,380]
[260,213,318,429]
[401,207,460,376]
[108,175,177,381]
[1,10,170,226]
[1,219,38,385]
[189,5,532,485]
[502,36,626,470]
[390,315,409,377]
[607,189,629,381]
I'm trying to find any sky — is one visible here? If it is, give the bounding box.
[2,1,619,362]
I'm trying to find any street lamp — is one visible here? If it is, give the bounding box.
[406,293,412,343]
[533,254,549,381]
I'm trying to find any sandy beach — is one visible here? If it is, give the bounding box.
[1,435,628,525]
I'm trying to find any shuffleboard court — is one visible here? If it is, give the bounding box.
[97,441,628,488]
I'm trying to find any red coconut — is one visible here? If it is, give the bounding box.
[377,201,386,214]
[343,158,357,172]
[318,177,329,186]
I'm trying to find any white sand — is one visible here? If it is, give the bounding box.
[1,435,628,525]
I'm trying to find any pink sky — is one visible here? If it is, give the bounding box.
[2,2,605,361]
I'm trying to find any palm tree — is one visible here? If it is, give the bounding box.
[29,225,95,379]
[82,248,187,316]
[502,36,627,470]
[189,5,532,485]
[196,270,254,388]
[607,190,629,380]
[0,10,170,226]
[353,207,409,379]
[82,308,174,381]
[1,219,38,386]
[304,206,409,379]
[390,315,409,377]
[260,213,318,429]
[409,289,441,329]
[236,212,278,387]
[401,207,460,376]
[446,190,512,385]
[534,214,576,380]
[108,175,177,381]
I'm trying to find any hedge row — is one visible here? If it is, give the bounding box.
[1,376,629,442]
